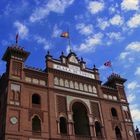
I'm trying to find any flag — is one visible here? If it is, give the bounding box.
[104,61,111,67]
[60,32,69,38]
[16,33,19,44]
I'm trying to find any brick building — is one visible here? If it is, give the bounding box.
[0,44,137,140]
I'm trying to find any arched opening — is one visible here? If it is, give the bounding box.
[115,126,122,139]
[32,115,41,132]
[95,121,102,138]
[60,117,67,134]
[72,102,90,136]
[111,108,118,117]
[32,94,40,105]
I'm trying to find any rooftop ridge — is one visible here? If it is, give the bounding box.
[24,65,44,72]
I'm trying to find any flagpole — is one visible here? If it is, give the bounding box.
[110,61,114,73]
[67,26,72,52]
[16,33,19,47]
[110,65,114,73]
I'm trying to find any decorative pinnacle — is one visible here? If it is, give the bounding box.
[47,51,50,55]
[61,51,64,55]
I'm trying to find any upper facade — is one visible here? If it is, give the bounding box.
[0,44,137,140]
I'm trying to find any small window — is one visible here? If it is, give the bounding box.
[115,126,122,139]
[32,94,40,105]
[70,81,74,88]
[60,78,64,86]
[74,82,79,89]
[60,117,67,134]
[84,84,88,91]
[95,121,102,138]
[88,85,92,92]
[65,80,69,87]
[54,77,59,85]
[111,108,118,117]
[32,115,41,132]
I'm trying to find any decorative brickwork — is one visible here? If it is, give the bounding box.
[90,102,100,120]
[56,95,67,114]
[12,61,22,77]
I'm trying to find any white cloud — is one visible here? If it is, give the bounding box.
[30,0,74,22]
[107,32,122,40]
[109,6,116,14]
[127,93,136,103]
[4,1,29,16]
[127,94,140,124]
[118,41,140,64]
[110,14,124,26]
[135,67,140,76]
[130,104,140,123]
[14,21,28,39]
[76,23,93,35]
[119,52,130,60]
[52,24,62,38]
[127,81,139,90]
[75,33,103,52]
[121,0,139,11]
[34,35,50,50]
[127,14,140,29]
[126,42,140,52]
[109,3,120,14]
[88,1,104,14]
[97,18,110,30]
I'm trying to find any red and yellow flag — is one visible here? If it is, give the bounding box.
[60,32,69,38]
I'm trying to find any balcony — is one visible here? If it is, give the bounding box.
[32,103,41,108]
[75,135,91,140]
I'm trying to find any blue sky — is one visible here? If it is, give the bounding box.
[0,0,140,128]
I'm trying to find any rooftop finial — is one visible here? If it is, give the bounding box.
[47,50,50,55]
[61,51,64,55]
[136,126,139,132]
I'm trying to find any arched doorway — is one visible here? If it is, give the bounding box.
[72,102,90,136]
[32,115,41,132]
[60,117,67,134]
[115,126,122,139]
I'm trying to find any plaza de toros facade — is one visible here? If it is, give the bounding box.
[0,44,137,140]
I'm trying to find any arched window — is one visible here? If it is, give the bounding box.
[111,108,118,118]
[92,86,97,93]
[74,82,79,90]
[115,126,122,139]
[54,77,59,85]
[32,115,41,132]
[65,80,69,87]
[70,81,74,88]
[88,85,92,92]
[32,94,40,105]
[60,78,64,86]
[95,121,102,138]
[72,102,90,136]
[60,117,67,134]
[79,83,83,91]
[84,84,88,91]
